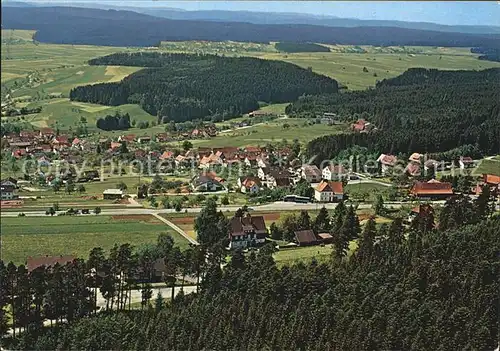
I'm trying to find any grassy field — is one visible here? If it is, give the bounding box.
[21,99,156,131]
[170,118,348,148]
[473,158,500,176]
[273,241,358,266]
[159,41,500,90]
[1,214,189,264]
[3,32,499,135]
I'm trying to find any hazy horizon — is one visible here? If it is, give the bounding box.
[13,1,500,27]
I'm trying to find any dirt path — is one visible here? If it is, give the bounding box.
[152,213,199,245]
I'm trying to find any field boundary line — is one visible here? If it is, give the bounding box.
[152,213,198,245]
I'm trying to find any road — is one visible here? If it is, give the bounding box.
[0,200,442,218]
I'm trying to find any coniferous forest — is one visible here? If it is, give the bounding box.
[285,68,500,160]
[69,53,338,122]
[1,197,499,350]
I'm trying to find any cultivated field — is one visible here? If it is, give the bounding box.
[0,214,189,264]
[172,118,349,148]
[3,31,499,134]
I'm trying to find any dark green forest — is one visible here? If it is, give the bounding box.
[69,53,338,122]
[1,195,499,350]
[471,47,500,63]
[275,42,331,53]
[285,68,500,160]
[4,6,500,48]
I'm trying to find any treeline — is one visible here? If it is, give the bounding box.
[285,68,500,159]
[70,53,338,122]
[4,6,500,48]
[275,42,330,53]
[0,232,201,341]
[376,67,500,87]
[7,196,499,350]
[95,112,131,131]
[471,47,500,62]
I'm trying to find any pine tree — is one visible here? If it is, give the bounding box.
[154,292,164,312]
[297,210,312,230]
[313,206,331,233]
[358,216,376,259]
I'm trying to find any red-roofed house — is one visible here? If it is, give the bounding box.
[406,162,421,177]
[110,142,122,150]
[159,151,174,160]
[410,180,454,199]
[377,154,398,173]
[351,119,374,133]
[314,181,344,202]
[238,177,261,193]
[27,255,75,272]
[118,134,136,143]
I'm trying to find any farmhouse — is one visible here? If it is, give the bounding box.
[410,180,453,199]
[103,189,124,200]
[0,184,17,200]
[229,214,268,249]
[314,181,344,202]
[191,175,224,192]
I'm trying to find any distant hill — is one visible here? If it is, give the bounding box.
[2,6,500,48]
[4,1,500,35]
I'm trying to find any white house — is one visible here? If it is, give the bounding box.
[229,214,268,249]
[459,157,474,169]
[314,181,344,203]
[322,165,347,181]
[0,184,16,200]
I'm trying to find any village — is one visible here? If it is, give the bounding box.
[1,119,499,259]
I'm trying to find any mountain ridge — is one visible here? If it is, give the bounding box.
[3,1,499,35]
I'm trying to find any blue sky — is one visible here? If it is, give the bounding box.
[26,1,500,26]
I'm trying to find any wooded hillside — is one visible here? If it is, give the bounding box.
[285,68,500,160]
[3,6,500,47]
[7,210,499,350]
[70,53,338,122]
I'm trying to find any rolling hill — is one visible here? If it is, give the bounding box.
[2,6,500,48]
[4,1,500,35]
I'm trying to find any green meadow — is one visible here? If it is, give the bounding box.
[1,215,189,264]
[2,29,499,138]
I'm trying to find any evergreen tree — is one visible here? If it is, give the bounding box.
[313,206,331,233]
